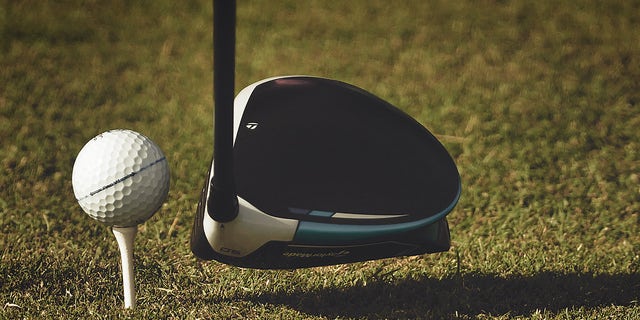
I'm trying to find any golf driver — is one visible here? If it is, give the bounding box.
[190,0,460,269]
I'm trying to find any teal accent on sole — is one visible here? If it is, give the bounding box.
[294,218,442,245]
[308,210,334,217]
[293,181,461,245]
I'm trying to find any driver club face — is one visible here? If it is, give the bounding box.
[191,76,460,269]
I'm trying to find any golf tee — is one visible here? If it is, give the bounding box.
[112,226,138,309]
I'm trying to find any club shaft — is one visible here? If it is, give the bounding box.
[209,0,238,222]
[112,226,137,309]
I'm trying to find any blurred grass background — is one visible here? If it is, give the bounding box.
[1,0,639,318]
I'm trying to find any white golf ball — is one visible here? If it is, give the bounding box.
[72,129,170,227]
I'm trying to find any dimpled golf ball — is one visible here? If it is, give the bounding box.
[72,129,170,227]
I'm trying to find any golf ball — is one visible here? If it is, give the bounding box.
[72,129,170,227]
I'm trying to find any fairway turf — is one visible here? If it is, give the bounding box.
[1,0,639,319]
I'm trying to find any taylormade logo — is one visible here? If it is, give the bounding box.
[283,250,350,258]
[246,122,258,130]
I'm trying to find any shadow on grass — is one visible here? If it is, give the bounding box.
[243,272,640,318]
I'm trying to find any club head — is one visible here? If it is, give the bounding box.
[191,76,460,269]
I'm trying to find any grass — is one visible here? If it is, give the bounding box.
[1,0,639,318]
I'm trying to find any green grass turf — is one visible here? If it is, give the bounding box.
[1,0,639,318]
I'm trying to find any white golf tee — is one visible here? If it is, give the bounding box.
[112,226,138,309]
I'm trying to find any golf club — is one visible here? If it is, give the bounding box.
[190,0,460,269]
